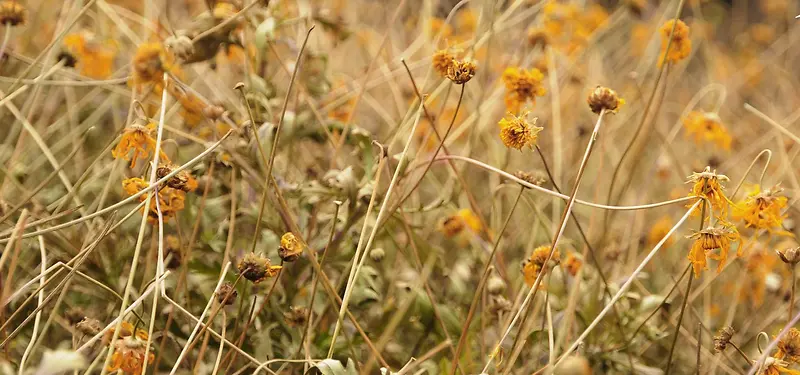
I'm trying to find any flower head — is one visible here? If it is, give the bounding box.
[0,1,25,26]
[131,43,174,87]
[687,222,741,277]
[278,232,304,262]
[564,252,582,276]
[63,32,117,79]
[112,121,170,168]
[713,326,735,352]
[498,112,543,150]
[733,184,789,232]
[122,177,186,223]
[105,322,154,375]
[439,209,482,238]
[778,328,800,363]
[658,19,692,66]
[446,59,477,84]
[759,357,800,375]
[155,164,198,192]
[683,111,732,150]
[502,67,546,113]
[686,167,731,215]
[522,245,560,286]
[237,253,282,283]
[432,49,456,78]
[587,86,625,114]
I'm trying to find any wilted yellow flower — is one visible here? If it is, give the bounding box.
[686,167,731,215]
[105,322,154,375]
[658,19,691,66]
[687,222,741,277]
[733,185,789,232]
[122,177,186,223]
[237,253,282,283]
[502,67,546,113]
[498,112,542,150]
[683,111,732,150]
[131,42,175,87]
[112,122,170,168]
[522,245,560,286]
[279,232,304,262]
[777,328,800,363]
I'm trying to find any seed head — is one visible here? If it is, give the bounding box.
[778,328,800,363]
[155,164,198,192]
[278,232,304,262]
[284,306,308,327]
[513,170,547,187]
[778,247,800,265]
[216,282,238,306]
[165,35,195,62]
[237,253,281,283]
[446,59,477,85]
[587,86,624,114]
[713,326,735,352]
[75,317,103,336]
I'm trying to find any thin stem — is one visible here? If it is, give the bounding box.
[666,192,708,375]
[729,342,752,363]
[450,185,523,374]
[791,267,796,324]
[552,200,702,367]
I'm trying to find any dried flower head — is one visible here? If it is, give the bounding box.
[658,19,692,66]
[498,112,543,150]
[733,185,789,232]
[758,356,798,375]
[686,167,731,215]
[432,49,455,78]
[216,282,238,305]
[165,34,195,61]
[164,235,183,269]
[522,245,560,286]
[75,317,103,336]
[683,111,732,150]
[122,177,186,224]
[687,222,741,277]
[502,67,546,113]
[513,170,547,187]
[446,59,477,84]
[112,121,170,169]
[0,1,26,26]
[777,328,800,363]
[237,253,281,283]
[155,164,198,192]
[778,247,800,265]
[713,326,735,352]
[278,232,304,262]
[587,86,625,114]
[284,306,308,327]
[106,323,154,375]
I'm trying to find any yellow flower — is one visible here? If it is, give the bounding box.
[778,328,800,363]
[112,122,170,168]
[502,67,546,113]
[63,32,117,79]
[686,167,731,216]
[522,245,560,286]
[498,112,542,150]
[105,322,155,375]
[439,208,482,238]
[687,222,740,277]
[564,252,582,276]
[278,232,304,262]
[683,111,732,150]
[432,49,455,78]
[647,215,675,248]
[237,252,282,283]
[122,177,186,224]
[0,1,26,26]
[658,19,691,66]
[131,42,175,87]
[733,185,789,232]
[762,357,800,375]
